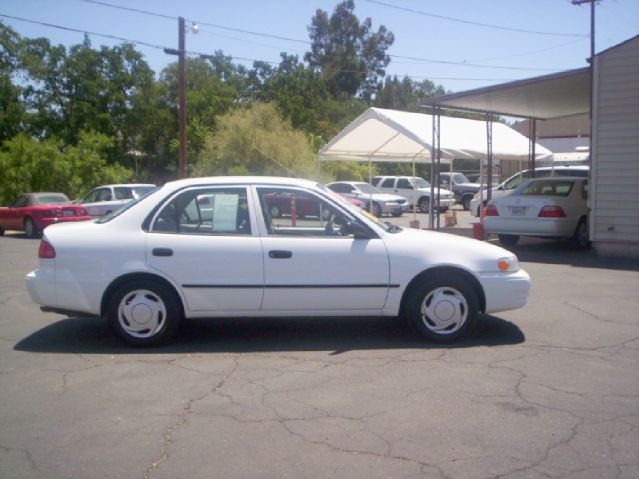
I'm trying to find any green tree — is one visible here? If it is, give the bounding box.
[0,131,131,204]
[374,76,446,112]
[194,103,315,179]
[305,0,394,101]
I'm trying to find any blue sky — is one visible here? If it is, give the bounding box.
[1,0,637,92]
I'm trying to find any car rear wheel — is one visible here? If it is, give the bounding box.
[24,217,39,238]
[404,274,478,342]
[106,279,181,346]
[572,218,591,249]
[498,234,520,247]
[0,226,4,236]
[418,197,430,213]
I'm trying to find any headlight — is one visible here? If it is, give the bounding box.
[497,256,519,272]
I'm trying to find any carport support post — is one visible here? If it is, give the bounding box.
[429,108,441,230]
[486,114,493,203]
[368,154,373,214]
[528,119,537,177]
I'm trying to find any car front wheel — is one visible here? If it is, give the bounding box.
[462,195,472,211]
[418,197,430,213]
[404,274,478,342]
[106,279,182,346]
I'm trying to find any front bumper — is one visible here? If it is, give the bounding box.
[479,269,531,314]
[381,203,409,215]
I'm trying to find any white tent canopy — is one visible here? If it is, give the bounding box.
[318,107,551,163]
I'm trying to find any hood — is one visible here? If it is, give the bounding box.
[358,193,406,202]
[414,187,454,197]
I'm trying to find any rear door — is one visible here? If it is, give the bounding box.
[146,186,264,313]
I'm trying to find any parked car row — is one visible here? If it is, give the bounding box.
[0,184,157,237]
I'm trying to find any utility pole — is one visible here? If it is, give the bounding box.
[572,0,597,167]
[164,17,191,179]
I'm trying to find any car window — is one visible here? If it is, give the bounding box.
[371,176,382,185]
[81,189,99,203]
[114,187,133,200]
[34,195,69,205]
[453,173,470,184]
[520,180,575,197]
[257,187,356,238]
[504,173,523,190]
[12,196,28,207]
[397,179,412,189]
[96,189,112,202]
[381,178,395,188]
[152,188,251,235]
[328,183,349,194]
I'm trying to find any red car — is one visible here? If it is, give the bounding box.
[0,192,92,238]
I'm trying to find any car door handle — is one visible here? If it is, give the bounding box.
[152,248,173,257]
[269,250,292,259]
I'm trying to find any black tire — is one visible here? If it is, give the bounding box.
[391,211,403,217]
[403,273,478,342]
[418,196,430,213]
[572,218,591,249]
[0,226,4,236]
[498,234,520,247]
[106,279,182,346]
[24,217,39,238]
[269,204,281,218]
[462,195,473,211]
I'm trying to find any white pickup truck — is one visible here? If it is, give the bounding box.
[372,176,455,213]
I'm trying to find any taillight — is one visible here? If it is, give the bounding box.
[43,209,62,217]
[484,204,499,216]
[538,205,566,218]
[38,240,56,258]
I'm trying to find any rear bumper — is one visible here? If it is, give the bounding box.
[484,218,576,238]
[25,269,57,307]
[38,216,93,229]
[479,269,531,314]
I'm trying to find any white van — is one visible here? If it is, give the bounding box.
[470,165,589,217]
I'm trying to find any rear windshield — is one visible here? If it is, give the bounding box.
[34,195,69,205]
[520,180,575,197]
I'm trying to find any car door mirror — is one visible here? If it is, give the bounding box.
[345,221,375,240]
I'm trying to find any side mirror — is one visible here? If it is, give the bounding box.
[345,221,375,240]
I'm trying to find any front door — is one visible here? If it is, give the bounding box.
[256,186,390,312]
[146,186,263,313]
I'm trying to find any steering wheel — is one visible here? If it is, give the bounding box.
[324,213,338,236]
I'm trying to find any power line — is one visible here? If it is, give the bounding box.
[79,0,310,45]
[0,13,557,82]
[364,0,589,37]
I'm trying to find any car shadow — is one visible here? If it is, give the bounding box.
[14,314,524,355]
[491,237,639,271]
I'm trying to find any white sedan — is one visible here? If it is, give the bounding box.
[26,177,530,346]
[484,177,589,247]
[77,183,156,217]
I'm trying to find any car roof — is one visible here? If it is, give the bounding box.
[164,176,318,189]
[98,184,156,188]
[522,176,586,183]
[528,165,589,172]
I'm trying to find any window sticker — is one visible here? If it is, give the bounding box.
[213,193,239,231]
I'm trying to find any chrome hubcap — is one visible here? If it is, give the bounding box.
[420,287,468,335]
[117,289,166,338]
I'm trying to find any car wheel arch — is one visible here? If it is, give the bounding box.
[100,272,185,318]
[400,266,486,315]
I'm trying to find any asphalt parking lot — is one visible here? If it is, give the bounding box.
[1,211,638,479]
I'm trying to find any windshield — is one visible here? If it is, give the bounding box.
[96,186,160,223]
[35,195,69,205]
[354,183,382,194]
[413,178,430,188]
[453,173,470,184]
[319,184,397,232]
